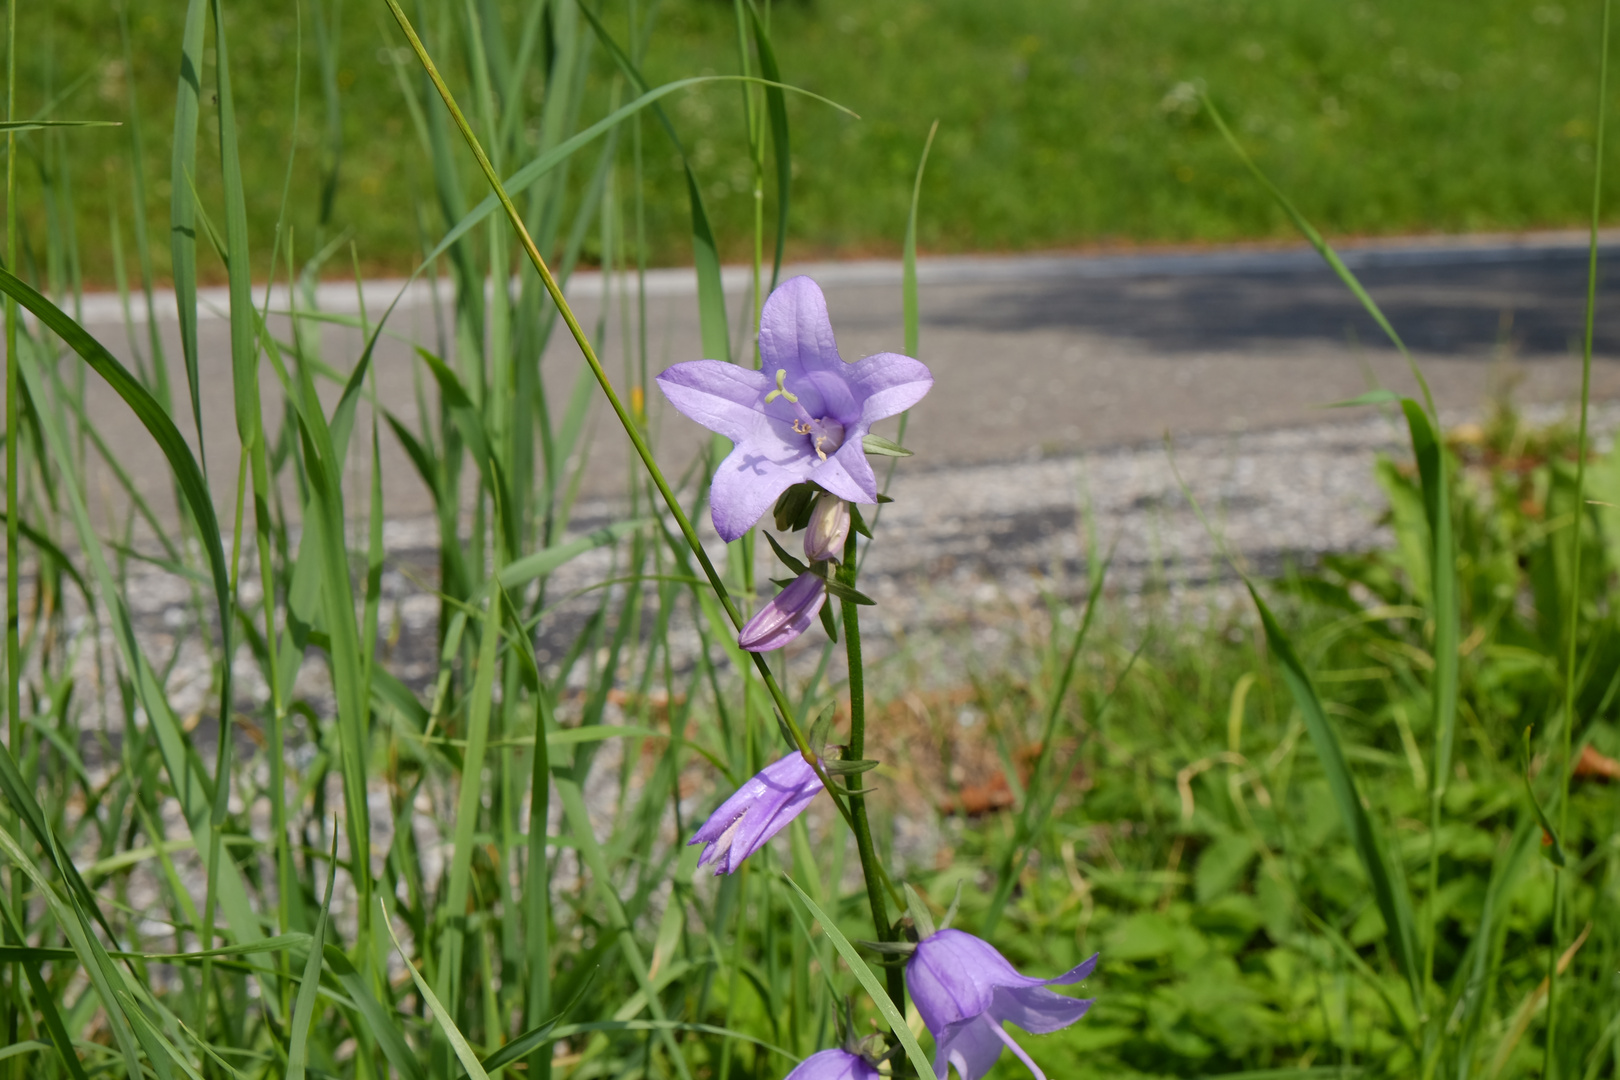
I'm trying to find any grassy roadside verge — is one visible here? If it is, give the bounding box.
[20,0,1620,285]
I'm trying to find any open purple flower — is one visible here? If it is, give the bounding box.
[739,570,827,653]
[783,1048,881,1080]
[656,276,932,541]
[690,751,824,874]
[906,929,1097,1080]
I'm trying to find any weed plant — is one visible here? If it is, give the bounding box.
[0,1,1617,1079]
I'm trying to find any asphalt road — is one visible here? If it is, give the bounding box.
[62,229,1620,526]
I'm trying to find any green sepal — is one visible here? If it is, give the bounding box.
[764,530,809,575]
[775,712,798,753]
[822,757,880,776]
[876,493,894,503]
[904,883,937,939]
[849,502,873,539]
[863,433,912,457]
[821,576,876,606]
[819,595,841,642]
[773,482,818,531]
[856,939,917,957]
[807,705,836,758]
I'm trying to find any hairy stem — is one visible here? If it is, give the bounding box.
[840,527,907,1022]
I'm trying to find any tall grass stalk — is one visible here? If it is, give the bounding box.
[1550,0,1612,1070]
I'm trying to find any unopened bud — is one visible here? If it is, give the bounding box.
[803,493,851,563]
[739,571,827,652]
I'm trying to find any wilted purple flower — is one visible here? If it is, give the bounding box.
[739,570,827,653]
[690,752,824,874]
[803,493,851,563]
[906,929,1097,1080]
[656,276,933,541]
[783,1048,881,1080]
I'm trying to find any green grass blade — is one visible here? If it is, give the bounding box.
[1201,92,1434,417]
[1403,399,1459,1013]
[982,548,1110,935]
[434,573,502,1032]
[0,823,144,1079]
[286,843,337,1080]
[14,339,278,1009]
[0,120,119,132]
[554,776,696,1080]
[206,0,253,901]
[1246,582,1422,1008]
[0,510,88,603]
[0,268,231,686]
[415,345,517,553]
[498,521,647,589]
[289,362,374,932]
[781,874,938,1080]
[382,902,492,1080]
[1549,2,1612,1066]
[573,2,729,362]
[169,0,208,452]
[322,944,428,1080]
[745,0,789,290]
[902,120,938,361]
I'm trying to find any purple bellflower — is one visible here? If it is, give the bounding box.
[906,929,1097,1080]
[690,751,824,874]
[655,276,932,541]
[783,1049,881,1080]
[739,570,827,653]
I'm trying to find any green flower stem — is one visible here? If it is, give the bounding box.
[840,527,907,1021]
[381,0,860,835]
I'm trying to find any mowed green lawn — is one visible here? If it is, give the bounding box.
[24,0,1618,283]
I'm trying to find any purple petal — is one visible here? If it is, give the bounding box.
[990,981,1096,1035]
[759,277,844,381]
[710,441,808,542]
[798,366,861,426]
[690,753,823,875]
[907,930,1024,1031]
[932,1014,1007,1080]
[846,352,934,424]
[739,572,827,652]
[655,361,774,442]
[808,436,879,505]
[909,931,1097,1042]
[784,1048,880,1080]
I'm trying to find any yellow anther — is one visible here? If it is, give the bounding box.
[764,368,799,404]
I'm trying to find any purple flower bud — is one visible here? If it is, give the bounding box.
[739,570,827,652]
[803,493,851,563]
[906,929,1097,1080]
[782,1048,882,1080]
[689,752,824,874]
